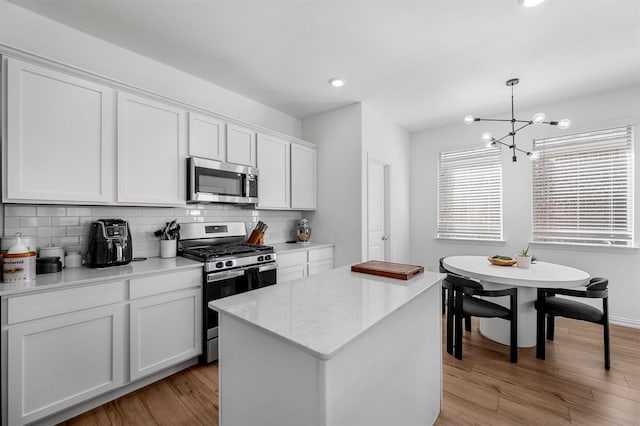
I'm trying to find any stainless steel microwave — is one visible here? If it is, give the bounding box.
[187,157,259,204]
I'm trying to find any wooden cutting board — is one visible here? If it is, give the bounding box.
[351,261,424,280]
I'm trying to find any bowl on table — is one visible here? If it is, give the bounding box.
[487,256,517,266]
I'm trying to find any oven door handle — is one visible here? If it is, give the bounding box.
[206,269,246,283]
[206,262,278,283]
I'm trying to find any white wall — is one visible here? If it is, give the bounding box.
[302,103,363,267]
[0,0,301,137]
[361,103,411,263]
[410,84,640,326]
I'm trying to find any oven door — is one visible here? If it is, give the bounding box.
[188,157,259,204]
[202,263,277,363]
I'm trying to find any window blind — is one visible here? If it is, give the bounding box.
[532,126,634,246]
[438,147,503,240]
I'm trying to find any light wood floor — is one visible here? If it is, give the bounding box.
[61,317,639,425]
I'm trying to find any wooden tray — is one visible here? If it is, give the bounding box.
[351,261,424,280]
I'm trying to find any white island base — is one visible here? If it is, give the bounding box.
[215,274,442,426]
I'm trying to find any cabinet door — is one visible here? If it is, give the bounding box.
[308,259,334,276]
[130,288,202,381]
[277,264,307,283]
[4,58,115,203]
[227,123,257,166]
[188,112,226,160]
[291,144,317,210]
[7,306,124,425]
[257,134,291,209]
[117,91,186,205]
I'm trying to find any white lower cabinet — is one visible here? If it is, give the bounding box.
[130,288,202,381]
[277,245,334,283]
[6,289,125,425]
[2,268,202,426]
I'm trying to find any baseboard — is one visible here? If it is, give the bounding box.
[610,316,640,329]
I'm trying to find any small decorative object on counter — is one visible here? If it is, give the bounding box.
[39,243,66,268]
[3,233,37,282]
[247,221,268,245]
[296,219,312,244]
[155,219,180,258]
[515,246,533,269]
[64,252,83,268]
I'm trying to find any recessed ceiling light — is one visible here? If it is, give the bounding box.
[329,78,345,87]
[519,0,545,7]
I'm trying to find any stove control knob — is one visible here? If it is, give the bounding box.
[216,262,224,269]
[225,260,233,267]
[258,256,264,262]
[265,255,272,261]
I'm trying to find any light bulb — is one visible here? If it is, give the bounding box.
[557,119,571,129]
[528,151,540,160]
[328,78,345,87]
[464,115,475,124]
[484,140,496,148]
[481,132,493,142]
[532,112,546,124]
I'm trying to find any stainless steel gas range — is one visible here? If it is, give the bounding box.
[178,222,277,363]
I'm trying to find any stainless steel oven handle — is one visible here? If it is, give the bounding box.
[257,263,278,273]
[207,269,246,283]
[206,262,277,282]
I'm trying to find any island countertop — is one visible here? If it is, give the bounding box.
[209,266,444,360]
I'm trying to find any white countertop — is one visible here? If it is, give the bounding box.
[272,242,334,254]
[0,257,203,297]
[209,266,444,360]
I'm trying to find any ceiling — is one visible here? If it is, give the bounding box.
[9,0,640,132]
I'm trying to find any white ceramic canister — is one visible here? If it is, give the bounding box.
[3,234,37,282]
[39,243,66,268]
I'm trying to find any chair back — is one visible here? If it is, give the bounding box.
[439,257,448,273]
[587,277,608,291]
[444,273,483,291]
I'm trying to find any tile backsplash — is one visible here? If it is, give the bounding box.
[3,204,302,259]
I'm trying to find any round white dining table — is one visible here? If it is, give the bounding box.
[443,255,590,347]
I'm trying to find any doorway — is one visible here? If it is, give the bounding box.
[367,154,390,261]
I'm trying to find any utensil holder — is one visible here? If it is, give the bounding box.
[160,239,177,258]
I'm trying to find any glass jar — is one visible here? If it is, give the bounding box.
[296,219,312,243]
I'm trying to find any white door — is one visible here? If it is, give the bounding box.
[4,58,115,204]
[117,91,186,205]
[188,112,226,160]
[256,133,290,209]
[367,156,390,261]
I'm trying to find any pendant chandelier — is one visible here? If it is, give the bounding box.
[464,78,570,162]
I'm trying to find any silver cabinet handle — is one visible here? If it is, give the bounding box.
[381,236,388,241]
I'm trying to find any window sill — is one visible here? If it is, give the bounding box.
[528,241,639,255]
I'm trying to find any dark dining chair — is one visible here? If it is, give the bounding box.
[448,274,518,363]
[439,257,449,314]
[535,277,610,369]
[439,258,471,356]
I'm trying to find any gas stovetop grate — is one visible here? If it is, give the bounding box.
[181,243,274,260]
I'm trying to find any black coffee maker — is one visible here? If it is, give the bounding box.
[86,219,133,267]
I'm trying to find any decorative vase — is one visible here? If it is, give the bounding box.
[516,255,531,269]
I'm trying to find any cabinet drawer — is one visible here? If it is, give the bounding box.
[308,246,334,262]
[277,264,307,284]
[276,251,307,268]
[308,259,334,276]
[7,281,125,324]
[130,268,201,299]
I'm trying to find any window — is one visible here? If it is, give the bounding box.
[437,147,503,240]
[532,126,634,246]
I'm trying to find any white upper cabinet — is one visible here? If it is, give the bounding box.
[117,91,186,205]
[188,112,226,161]
[257,133,291,209]
[3,58,115,204]
[291,143,317,210]
[227,123,257,167]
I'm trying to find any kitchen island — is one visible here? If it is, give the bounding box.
[209,265,444,426]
